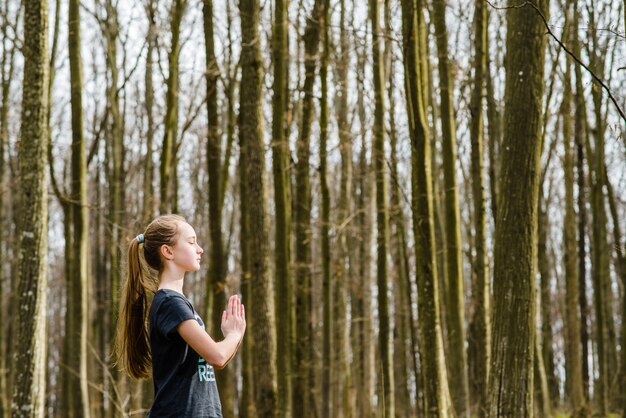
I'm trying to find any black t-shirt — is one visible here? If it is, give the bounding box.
[147,289,222,418]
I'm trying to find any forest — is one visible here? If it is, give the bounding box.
[1,0,625,417]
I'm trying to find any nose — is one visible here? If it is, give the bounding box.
[197,245,204,254]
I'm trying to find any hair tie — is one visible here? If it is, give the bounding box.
[136,233,145,244]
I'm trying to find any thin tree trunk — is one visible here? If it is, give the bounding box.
[293,1,322,416]
[320,1,333,416]
[202,1,233,415]
[385,0,410,415]
[402,1,453,416]
[485,9,500,224]
[468,1,490,415]
[534,330,551,417]
[0,1,17,412]
[562,25,587,413]
[66,0,90,415]
[431,3,469,414]
[352,38,374,418]
[100,2,125,413]
[587,9,609,410]
[487,0,548,416]
[160,0,186,213]
[270,0,293,414]
[142,0,157,225]
[10,0,49,416]
[571,5,590,400]
[239,0,278,415]
[334,0,352,415]
[538,200,555,410]
[370,0,394,415]
[239,62,256,418]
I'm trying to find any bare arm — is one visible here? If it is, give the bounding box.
[177,295,246,369]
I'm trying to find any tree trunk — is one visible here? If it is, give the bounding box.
[143,0,157,225]
[587,11,609,412]
[352,39,375,418]
[401,1,453,416]
[431,3,469,414]
[534,331,551,417]
[385,0,410,415]
[238,55,256,418]
[239,0,278,415]
[487,1,547,416]
[538,200,556,410]
[562,28,587,414]
[334,0,352,415]
[10,0,49,416]
[159,0,186,213]
[370,0,394,415]
[202,1,233,415]
[485,9,501,224]
[320,1,333,416]
[293,1,322,416]
[101,2,125,413]
[66,0,91,415]
[0,1,17,413]
[468,1,490,415]
[271,0,293,414]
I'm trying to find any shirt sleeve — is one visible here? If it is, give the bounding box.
[155,294,195,337]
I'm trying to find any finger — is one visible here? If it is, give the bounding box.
[228,295,235,315]
[231,295,237,316]
[240,302,245,318]
[222,310,227,323]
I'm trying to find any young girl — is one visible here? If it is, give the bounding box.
[115,214,245,417]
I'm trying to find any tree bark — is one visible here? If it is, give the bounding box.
[587,8,609,411]
[270,0,293,414]
[0,1,17,412]
[142,0,157,225]
[159,0,186,213]
[370,0,394,415]
[293,1,322,416]
[100,2,125,413]
[352,38,375,418]
[239,0,278,415]
[66,0,90,415]
[487,0,547,416]
[562,25,587,414]
[569,6,590,402]
[202,1,233,415]
[333,0,352,415]
[320,1,333,416]
[10,0,49,416]
[431,3,469,414]
[468,1,490,415]
[401,1,453,416]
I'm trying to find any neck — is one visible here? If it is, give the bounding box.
[159,267,185,294]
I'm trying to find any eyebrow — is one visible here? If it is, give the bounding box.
[186,236,197,240]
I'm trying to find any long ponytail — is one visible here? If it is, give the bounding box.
[114,214,186,379]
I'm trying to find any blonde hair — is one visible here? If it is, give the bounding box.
[114,214,187,379]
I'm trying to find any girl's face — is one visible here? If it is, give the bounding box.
[169,222,204,272]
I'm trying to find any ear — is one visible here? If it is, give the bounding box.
[160,244,174,261]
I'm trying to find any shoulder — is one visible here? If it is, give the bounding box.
[151,290,196,336]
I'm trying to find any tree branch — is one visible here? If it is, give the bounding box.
[484,0,626,125]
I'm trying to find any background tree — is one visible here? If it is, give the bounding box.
[239,0,278,415]
[10,0,49,416]
[65,0,90,414]
[468,0,490,415]
[401,0,453,415]
[487,0,548,416]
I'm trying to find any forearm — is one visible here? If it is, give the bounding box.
[213,333,242,369]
